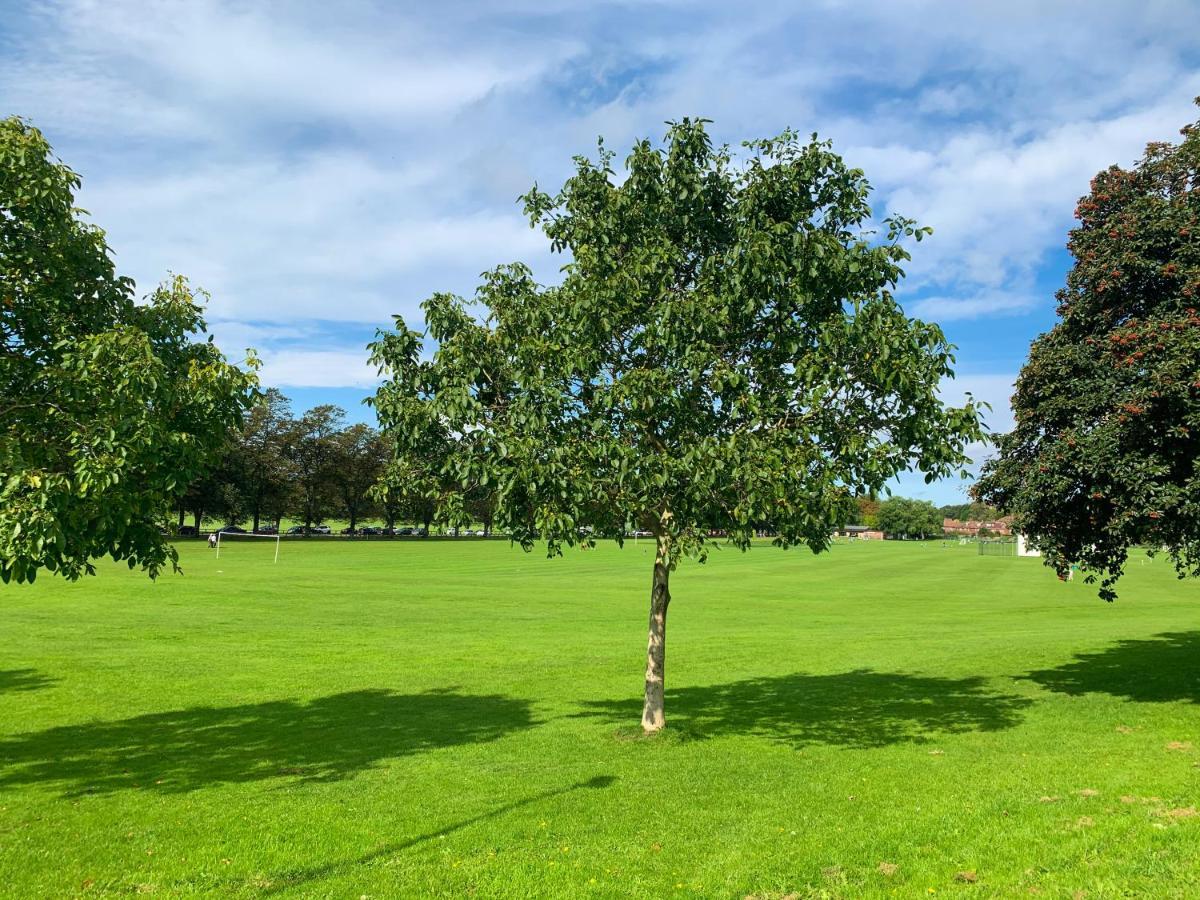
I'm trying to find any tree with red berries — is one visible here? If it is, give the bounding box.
[975,101,1200,600]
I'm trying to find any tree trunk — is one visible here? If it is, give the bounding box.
[252,507,261,534]
[642,533,672,733]
[177,505,185,530]
[193,508,202,532]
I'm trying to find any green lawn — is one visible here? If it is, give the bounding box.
[2,539,1199,898]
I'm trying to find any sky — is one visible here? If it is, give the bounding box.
[3,0,1198,504]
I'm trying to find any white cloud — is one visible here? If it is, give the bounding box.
[911,292,1038,322]
[4,0,1199,397]
[258,349,379,389]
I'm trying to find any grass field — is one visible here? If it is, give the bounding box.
[3,539,1199,898]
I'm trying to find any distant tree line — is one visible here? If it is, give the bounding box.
[175,389,496,536]
[937,501,1001,521]
[849,496,999,538]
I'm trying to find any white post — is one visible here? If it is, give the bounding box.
[215,531,222,559]
[274,533,280,564]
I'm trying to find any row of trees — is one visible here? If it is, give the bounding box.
[176,389,497,536]
[850,496,982,538]
[176,393,391,533]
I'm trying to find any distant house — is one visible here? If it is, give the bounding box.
[834,524,884,540]
[943,517,1014,537]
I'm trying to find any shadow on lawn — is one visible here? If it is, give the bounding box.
[257,775,617,894]
[1024,631,1200,703]
[0,669,58,694]
[0,688,535,796]
[576,670,1031,748]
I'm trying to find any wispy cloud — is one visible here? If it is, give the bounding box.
[2,0,1197,426]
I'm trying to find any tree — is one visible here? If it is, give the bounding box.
[331,423,386,532]
[181,470,227,534]
[938,501,998,521]
[975,102,1200,600]
[234,388,296,532]
[877,497,943,539]
[0,117,257,583]
[287,405,344,532]
[370,121,983,732]
[855,495,881,528]
[372,425,450,536]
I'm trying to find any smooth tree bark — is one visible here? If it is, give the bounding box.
[642,531,672,731]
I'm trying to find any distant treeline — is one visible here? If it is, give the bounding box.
[176,389,492,535]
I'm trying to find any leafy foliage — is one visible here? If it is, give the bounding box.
[286,405,345,531]
[877,497,943,539]
[372,120,983,727]
[0,118,257,583]
[855,496,881,528]
[939,501,999,521]
[232,388,297,532]
[330,423,387,531]
[371,120,983,560]
[975,101,1200,599]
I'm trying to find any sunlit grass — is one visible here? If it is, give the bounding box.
[3,538,1199,897]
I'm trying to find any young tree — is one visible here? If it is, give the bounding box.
[976,102,1200,599]
[877,497,943,539]
[371,121,983,731]
[287,405,345,533]
[0,118,257,583]
[331,423,386,532]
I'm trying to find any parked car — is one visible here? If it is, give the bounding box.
[256,526,278,535]
[340,527,357,535]
[312,524,332,535]
[221,525,247,534]
[286,525,307,535]
[359,526,382,535]
[178,525,198,537]
[396,527,414,536]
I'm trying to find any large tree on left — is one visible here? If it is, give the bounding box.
[0,118,257,583]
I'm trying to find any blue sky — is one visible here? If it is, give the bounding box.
[3,0,1198,504]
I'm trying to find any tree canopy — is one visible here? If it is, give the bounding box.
[877,497,943,539]
[371,120,984,730]
[0,117,257,583]
[975,102,1200,599]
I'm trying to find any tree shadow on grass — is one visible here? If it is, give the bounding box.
[0,689,535,797]
[575,670,1031,748]
[256,775,617,895]
[0,669,58,694]
[1023,631,1200,703]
